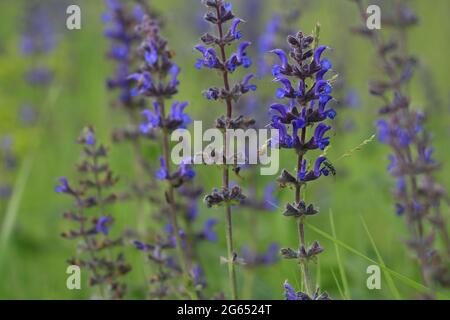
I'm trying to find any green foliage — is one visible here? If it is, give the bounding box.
[0,0,449,299]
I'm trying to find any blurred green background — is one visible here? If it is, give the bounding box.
[0,0,449,299]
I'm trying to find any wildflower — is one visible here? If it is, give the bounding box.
[240,74,257,94]
[57,127,130,299]
[55,177,71,194]
[128,14,207,299]
[230,18,243,40]
[353,0,450,292]
[195,0,257,299]
[96,216,113,235]
[199,218,219,242]
[271,49,289,76]
[269,28,336,299]
[195,46,221,69]
[226,41,252,71]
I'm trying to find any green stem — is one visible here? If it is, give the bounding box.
[159,99,198,300]
[297,217,313,296]
[215,2,238,299]
[296,128,314,296]
[224,202,238,300]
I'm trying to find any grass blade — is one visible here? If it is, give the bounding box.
[330,269,345,299]
[329,209,350,299]
[0,157,33,257]
[360,215,401,300]
[305,221,449,299]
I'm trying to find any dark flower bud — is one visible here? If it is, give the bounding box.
[287,35,299,46]
[204,186,246,208]
[215,115,255,130]
[202,0,218,8]
[307,240,324,257]
[280,247,298,259]
[283,201,318,218]
[204,12,218,24]
[201,33,219,45]
[277,169,298,188]
[312,288,331,300]
[203,87,221,100]
[303,35,314,44]
[219,10,234,24]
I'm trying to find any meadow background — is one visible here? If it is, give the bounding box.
[0,0,449,299]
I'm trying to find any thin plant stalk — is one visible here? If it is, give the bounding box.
[215,3,238,300]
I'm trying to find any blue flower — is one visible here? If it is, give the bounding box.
[313,123,332,150]
[133,240,152,251]
[191,265,206,286]
[224,2,232,12]
[226,41,252,71]
[241,74,257,93]
[271,121,292,148]
[204,88,220,100]
[55,177,70,193]
[274,76,299,99]
[318,94,333,113]
[292,118,306,142]
[133,4,145,22]
[270,49,288,76]
[314,156,329,177]
[284,281,298,300]
[298,159,307,180]
[145,41,158,66]
[179,158,196,180]
[315,80,332,97]
[283,281,316,300]
[109,45,129,60]
[128,71,154,96]
[165,223,185,248]
[424,148,436,164]
[156,157,168,180]
[201,218,218,242]
[169,64,181,88]
[260,243,279,264]
[169,101,191,128]
[387,154,397,173]
[270,103,288,122]
[257,14,281,76]
[195,45,221,69]
[377,119,390,144]
[316,58,332,81]
[397,128,411,147]
[85,131,96,145]
[396,203,405,216]
[140,101,161,133]
[313,45,328,63]
[230,18,243,39]
[345,89,361,108]
[96,216,112,235]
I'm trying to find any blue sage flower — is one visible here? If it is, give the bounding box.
[96,216,113,235]
[269,29,336,299]
[226,41,252,72]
